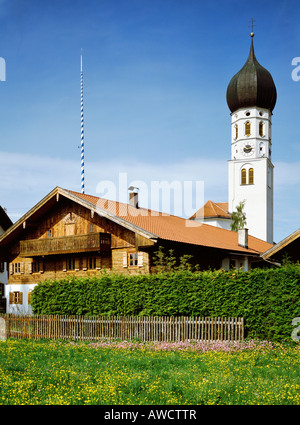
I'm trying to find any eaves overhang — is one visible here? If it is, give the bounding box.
[0,187,158,249]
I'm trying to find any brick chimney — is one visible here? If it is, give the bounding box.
[128,187,139,209]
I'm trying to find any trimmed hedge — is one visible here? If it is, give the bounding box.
[31,263,300,342]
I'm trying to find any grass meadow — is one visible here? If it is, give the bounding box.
[0,339,299,405]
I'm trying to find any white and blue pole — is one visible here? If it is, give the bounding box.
[80,49,85,194]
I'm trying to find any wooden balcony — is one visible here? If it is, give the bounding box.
[20,233,111,257]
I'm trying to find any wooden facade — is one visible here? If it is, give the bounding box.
[0,191,155,313]
[6,196,153,285]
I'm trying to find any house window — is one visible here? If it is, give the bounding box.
[90,224,95,233]
[32,262,40,273]
[245,121,251,137]
[67,258,76,270]
[9,291,23,305]
[14,291,23,305]
[0,262,4,273]
[123,252,143,268]
[88,257,97,269]
[28,291,32,305]
[128,253,138,267]
[241,168,247,185]
[48,228,53,237]
[14,263,21,274]
[249,168,254,184]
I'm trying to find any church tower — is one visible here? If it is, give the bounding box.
[226,33,277,244]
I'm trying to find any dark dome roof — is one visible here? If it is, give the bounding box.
[226,36,277,113]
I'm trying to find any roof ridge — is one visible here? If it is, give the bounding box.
[209,200,218,217]
[65,188,182,219]
[215,202,229,215]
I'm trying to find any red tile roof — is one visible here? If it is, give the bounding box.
[66,189,272,255]
[189,200,231,219]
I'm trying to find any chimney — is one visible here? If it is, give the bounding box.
[238,228,248,249]
[128,187,139,208]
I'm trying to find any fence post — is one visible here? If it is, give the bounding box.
[0,317,6,341]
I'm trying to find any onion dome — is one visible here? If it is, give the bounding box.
[226,34,277,113]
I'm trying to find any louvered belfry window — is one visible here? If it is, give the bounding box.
[245,121,251,136]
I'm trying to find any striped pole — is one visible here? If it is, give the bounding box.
[80,49,85,194]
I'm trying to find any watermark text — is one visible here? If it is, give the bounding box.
[291,57,300,82]
[95,172,204,223]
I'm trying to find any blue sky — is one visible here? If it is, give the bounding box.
[0,0,299,242]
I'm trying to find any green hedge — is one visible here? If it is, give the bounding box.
[31,264,300,342]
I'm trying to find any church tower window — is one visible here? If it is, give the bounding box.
[241,168,247,185]
[259,121,264,137]
[234,124,238,139]
[249,168,254,184]
[245,121,251,136]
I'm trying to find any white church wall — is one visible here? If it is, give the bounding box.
[228,105,274,244]
[228,157,273,243]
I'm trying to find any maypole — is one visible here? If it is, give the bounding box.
[80,49,85,194]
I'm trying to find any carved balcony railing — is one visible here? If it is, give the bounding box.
[19,233,111,257]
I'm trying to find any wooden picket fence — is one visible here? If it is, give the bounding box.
[0,315,244,342]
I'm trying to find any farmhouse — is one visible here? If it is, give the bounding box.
[0,186,272,314]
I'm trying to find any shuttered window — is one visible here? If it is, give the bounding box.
[138,252,144,267]
[64,258,80,271]
[125,252,144,267]
[9,291,23,305]
[123,252,128,268]
[10,262,26,274]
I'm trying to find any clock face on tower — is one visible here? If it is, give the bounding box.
[241,142,255,157]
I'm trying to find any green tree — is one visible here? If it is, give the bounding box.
[152,246,194,272]
[230,200,247,232]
